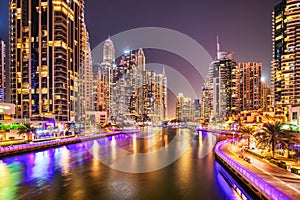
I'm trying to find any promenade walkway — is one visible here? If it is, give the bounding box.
[0,129,138,157]
[218,140,300,200]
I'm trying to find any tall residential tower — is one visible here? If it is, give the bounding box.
[0,39,5,102]
[236,62,262,111]
[9,0,86,121]
[208,37,237,121]
[272,0,300,116]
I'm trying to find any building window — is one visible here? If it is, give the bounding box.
[292,112,297,120]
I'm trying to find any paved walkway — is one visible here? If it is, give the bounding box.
[0,129,139,157]
[248,149,300,168]
[222,142,300,200]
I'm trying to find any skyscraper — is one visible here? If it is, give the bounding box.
[208,37,237,121]
[78,26,93,121]
[94,36,115,116]
[261,81,273,112]
[236,62,262,111]
[192,99,200,122]
[110,49,167,124]
[136,48,146,120]
[0,39,5,102]
[110,50,137,124]
[176,93,193,122]
[200,82,211,124]
[9,0,86,121]
[272,0,300,116]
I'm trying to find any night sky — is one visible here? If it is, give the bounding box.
[0,0,281,118]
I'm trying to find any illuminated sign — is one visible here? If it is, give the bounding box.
[0,103,16,115]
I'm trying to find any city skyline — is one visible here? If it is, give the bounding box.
[0,1,300,200]
[0,0,280,84]
[0,0,283,119]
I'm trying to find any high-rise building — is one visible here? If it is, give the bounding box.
[272,0,300,116]
[176,93,192,122]
[94,36,115,116]
[9,0,86,122]
[142,70,167,122]
[110,50,137,124]
[78,26,93,121]
[0,39,5,102]
[192,99,200,122]
[110,49,167,124]
[262,81,273,112]
[136,48,146,120]
[236,62,262,111]
[200,82,211,124]
[208,37,237,121]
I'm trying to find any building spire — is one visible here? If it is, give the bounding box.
[217,36,220,52]
[162,66,166,76]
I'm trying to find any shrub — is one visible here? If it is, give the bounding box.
[246,149,264,159]
[291,168,299,174]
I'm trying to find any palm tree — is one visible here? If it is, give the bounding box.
[238,125,255,149]
[17,123,36,140]
[254,121,294,158]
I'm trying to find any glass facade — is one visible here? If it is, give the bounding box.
[9,0,86,121]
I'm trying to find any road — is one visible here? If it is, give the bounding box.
[222,142,300,200]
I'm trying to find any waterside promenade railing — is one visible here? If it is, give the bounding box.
[215,140,290,200]
[0,129,139,157]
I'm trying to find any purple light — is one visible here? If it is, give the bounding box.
[215,140,290,200]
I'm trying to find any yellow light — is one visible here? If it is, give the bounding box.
[275,35,283,41]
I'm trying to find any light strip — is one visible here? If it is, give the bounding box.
[215,140,290,200]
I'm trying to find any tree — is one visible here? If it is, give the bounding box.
[254,121,294,158]
[238,125,256,149]
[17,123,36,139]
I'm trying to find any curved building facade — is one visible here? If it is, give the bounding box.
[272,0,300,116]
[9,0,86,122]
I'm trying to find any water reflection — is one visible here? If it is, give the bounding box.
[59,147,71,176]
[0,128,242,199]
[33,151,51,180]
[0,161,20,199]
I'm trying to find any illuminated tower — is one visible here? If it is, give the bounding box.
[208,37,237,121]
[78,26,93,121]
[200,82,211,124]
[103,36,115,63]
[272,0,300,116]
[262,81,273,112]
[162,67,167,120]
[110,50,137,124]
[0,39,5,102]
[236,62,262,111]
[176,93,193,122]
[136,48,146,120]
[9,0,86,121]
[95,36,115,116]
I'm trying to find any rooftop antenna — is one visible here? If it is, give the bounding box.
[217,36,220,52]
